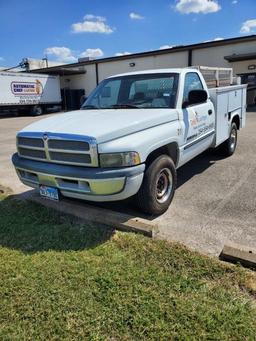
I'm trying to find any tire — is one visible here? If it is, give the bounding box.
[31,105,43,116]
[135,155,177,215]
[219,122,238,156]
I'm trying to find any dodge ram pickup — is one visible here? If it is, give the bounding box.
[12,67,247,214]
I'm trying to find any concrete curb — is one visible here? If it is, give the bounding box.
[220,243,256,270]
[21,190,158,238]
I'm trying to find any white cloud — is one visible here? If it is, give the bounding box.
[80,48,104,58]
[129,12,144,20]
[159,45,173,50]
[44,47,77,63]
[115,52,131,56]
[83,14,106,21]
[240,19,256,33]
[232,0,238,4]
[71,14,114,34]
[45,46,104,62]
[175,0,221,14]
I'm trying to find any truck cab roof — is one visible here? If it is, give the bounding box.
[107,68,198,78]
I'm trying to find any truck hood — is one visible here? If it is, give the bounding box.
[21,108,179,144]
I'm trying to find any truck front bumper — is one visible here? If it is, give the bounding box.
[12,153,145,202]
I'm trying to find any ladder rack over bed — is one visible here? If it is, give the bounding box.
[191,66,234,88]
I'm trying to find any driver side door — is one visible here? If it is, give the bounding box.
[181,72,215,164]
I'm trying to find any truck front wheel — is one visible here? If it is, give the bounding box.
[135,155,177,215]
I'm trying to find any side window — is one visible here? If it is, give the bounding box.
[183,72,203,104]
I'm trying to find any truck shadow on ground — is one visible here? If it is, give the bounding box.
[0,194,115,254]
[176,150,225,188]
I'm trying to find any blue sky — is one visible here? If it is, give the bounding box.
[0,0,255,67]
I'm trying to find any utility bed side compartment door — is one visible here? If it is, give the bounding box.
[215,91,229,146]
[228,88,242,112]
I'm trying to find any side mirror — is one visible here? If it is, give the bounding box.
[187,89,208,106]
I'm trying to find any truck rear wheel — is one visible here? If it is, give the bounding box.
[219,122,238,156]
[31,105,43,116]
[135,155,177,215]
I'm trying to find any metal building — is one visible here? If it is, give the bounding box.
[32,35,256,108]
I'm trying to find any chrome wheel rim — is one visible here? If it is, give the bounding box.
[156,168,173,204]
[230,128,237,150]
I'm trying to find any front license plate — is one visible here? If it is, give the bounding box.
[39,185,59,201]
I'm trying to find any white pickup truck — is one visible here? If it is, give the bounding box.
[12,67,247,214]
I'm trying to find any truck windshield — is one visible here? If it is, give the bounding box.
[82,73,179,109]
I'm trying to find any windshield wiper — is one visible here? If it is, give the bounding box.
[110,104,139,109]
[81,105,98,109]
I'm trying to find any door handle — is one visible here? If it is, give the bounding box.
[208,109,213,115]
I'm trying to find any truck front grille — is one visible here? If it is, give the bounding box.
[49,151,91,164]
[18,137,44,148]
[48,139,90,151]
[18,147,47,160]
[17,132,98,167]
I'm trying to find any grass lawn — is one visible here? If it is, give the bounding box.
[0,191,255,340]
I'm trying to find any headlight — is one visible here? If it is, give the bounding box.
[99,152,141,168]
